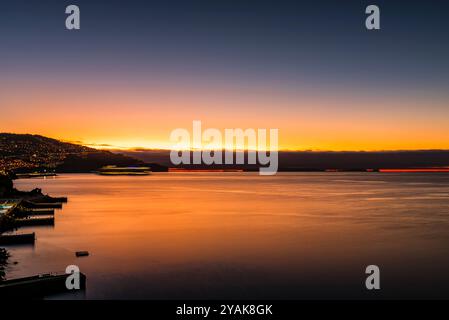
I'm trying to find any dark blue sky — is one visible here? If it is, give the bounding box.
[1,0,449,151]
[1,0,449,93]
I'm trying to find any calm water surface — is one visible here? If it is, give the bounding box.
[5,173,449,299]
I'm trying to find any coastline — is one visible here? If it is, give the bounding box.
[1,173,71,297]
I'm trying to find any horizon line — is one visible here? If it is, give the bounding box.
[3,132,449,153]
[95,146,449,153]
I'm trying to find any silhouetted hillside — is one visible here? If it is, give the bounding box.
[0,133,144,173]
[55,153,146,173]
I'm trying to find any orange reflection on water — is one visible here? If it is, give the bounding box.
[8,173,449,299]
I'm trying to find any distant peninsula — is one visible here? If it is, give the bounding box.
[0,133,166,173]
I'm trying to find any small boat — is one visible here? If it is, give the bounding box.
[75,251,89,257]
[0,272,87,298]
[0,201,19,216]
[96,165,151,176]
[0,233,35,245]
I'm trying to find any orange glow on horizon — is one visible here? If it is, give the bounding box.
[2,77,449,152]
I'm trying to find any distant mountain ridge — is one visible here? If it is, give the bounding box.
[0,133,144,173]
[118,149,449,171]
[2,133,449,173]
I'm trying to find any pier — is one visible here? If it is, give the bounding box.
[21,209,55,216]
[0,233,35,245]
[24,201,63,209]
[15,173,57,179]
[16,217,55,227]
[0,272,87,298]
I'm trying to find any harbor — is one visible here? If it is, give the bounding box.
[0,233,35,245]
[0,174,86,298]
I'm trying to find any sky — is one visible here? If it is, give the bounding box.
[1,0,449,151]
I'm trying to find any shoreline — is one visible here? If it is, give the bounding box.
[1,173,70,297]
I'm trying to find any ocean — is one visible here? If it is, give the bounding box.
[6,172,449,299]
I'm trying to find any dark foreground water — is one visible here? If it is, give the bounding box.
[5,173,449,299]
